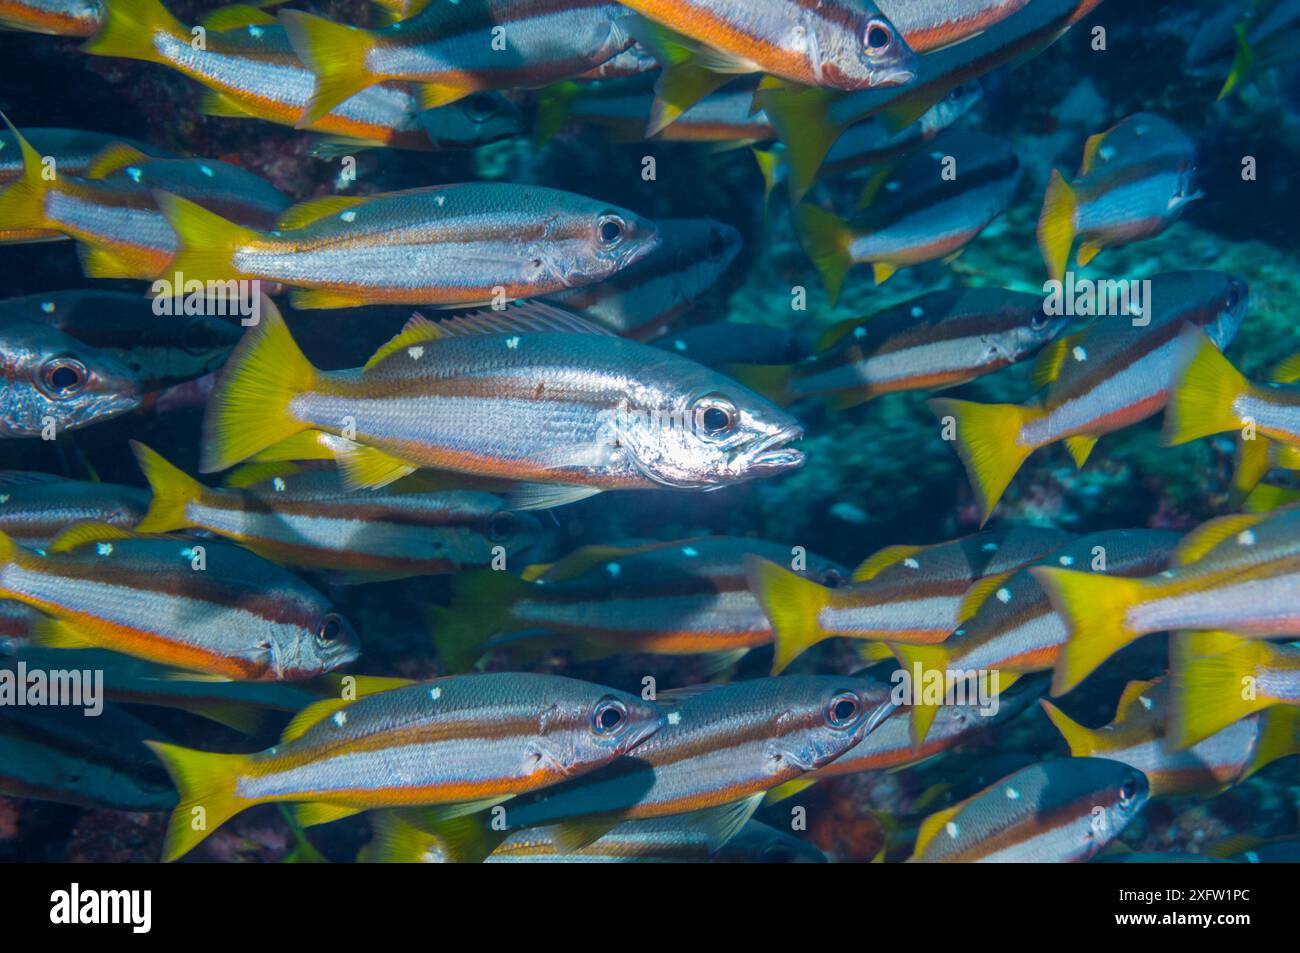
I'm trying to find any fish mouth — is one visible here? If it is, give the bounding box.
[872,64,918,88]
[746,426,806,476]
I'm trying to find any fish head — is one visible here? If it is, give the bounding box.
[922,82,985,136]
[616,375,805,488]
[768,676,898,772]
[419,92,524,149]
[1089,764,1150,846]
[0,321,141,437]
[478,504,544,559]
[534,686,663,775]
[555,203,661,287]
[662,218,742,301]
[809,5,917,90]
[1002,306,1071,360]
[1204,274,1250,350]
[270,608,360,680]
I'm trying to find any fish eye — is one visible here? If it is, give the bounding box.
[40,358,88,398]
[1225,284,1241,311]
[1119,777,1139,806]
[864,20,894,53]
[465,93,499,121]
[316,612,343,646]
[692,395,738,437]
[592,697,628,735]
[596,213,626,247]
[487,511,516,542]
[706,228,728,262]
[826,691,861,728]
[817,567,846,588]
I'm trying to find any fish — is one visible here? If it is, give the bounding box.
[361,811,826,862]
[279,0,637,124]
[130,442,541,580]
[0,700,177,812]
[570,42,660,81]
[766,676,1044,804]
[877,0,1032,53]
[0,522,359,680]
[0,127,171,184]
[0,0,102,36]
[1037,112,1201,280]
[1042,675,1300,796]
[1034,506,1300,694]
[794,131,1022,300]
[539,77,774,145]
[0,471,148,547]
[82,0,517,152]
[908,757,1148,862]
[623,0,916,135]
[0,124,291,279]
[145,671,664,861]
[1168,630,1300,749]
[748,525,1074,673]
[930,271,1249,525]
[759,0,1098,199]
[200,300,805,506]
[891,530,1180,744]
[428,536,848,673]
[654,322,813,371]
[420,675,897,861]
[740,287,1064,410]
[1163,328,1300,456]
[0,289,242,390]
[0,319,142,438]
[1196,0,1300,99]
[546,218,740,338]
[157,182,660,309]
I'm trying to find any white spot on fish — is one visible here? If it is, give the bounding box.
[96,543,113,556]
[606,562,621,577]
[340,210,356,222]
[886,181,900,192]
[1140,695,1153,711]
[911,306,924,318]
[1099,145,1116,161]
[40,301,55,313]
[506,336,520,349]
[667,711,681,726]
[248,24,263,37]
[430,686,441,701]
[126,167,142,183]
[333,711,347,727]
[273,477,286,492]
[434,194,445,206]
[853,326,867,339]
[673,340,686,351]
[0,495,7,504]
[945,821,960,839]
[903,558,920,569]
[681,546,699,557]
[996,587,1011,604]
[1058,555,1075,566]
[1072,346,1088,362]
[1237,530,1256,546]
[982,542,998,552]
[408,346,425,360]
[199,164,214,177]
[1005,786,1020,800]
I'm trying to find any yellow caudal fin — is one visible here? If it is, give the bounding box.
[1218,22,1254,101]
[1038,699,1099,756]
[1036,169,1077,282]
[130,440,206,533]
[756,83,839,202]
[624,16,730,137]
[1244,483,1300,513]
[888,642,949,747]
[199,298,317,473]
[925,397,1041,526]
[1230,435,1273,508]
[426,570,529,673]
[154,191,259,282]
[0,116,53,234]
[144,740,252,862]
[750,146,782,205]
[1032,567,1145,697]
[743,555,831,674]
[792,204,856,306]
[279,10,378,125]
[1162,329,1251,446]
[1168,632,1270,749]
[80,0,182,63]
[1244,708,1300,780]
[358,812,444,863]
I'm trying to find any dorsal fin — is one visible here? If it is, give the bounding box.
[1113,676,1163,720]
[1172,513,1266,566]
[912,801,967,859]
[47,522,139,553]
[277,194,368,230]
[201,4,278,31]
[529,543,660,583]
[851,544,922,583]
[0,470,69,486]
[85,142,152,180]
[1077,130,1106,176]
[364,314,447,371]
[1269,352,1300,384]
[433,301,617,339]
